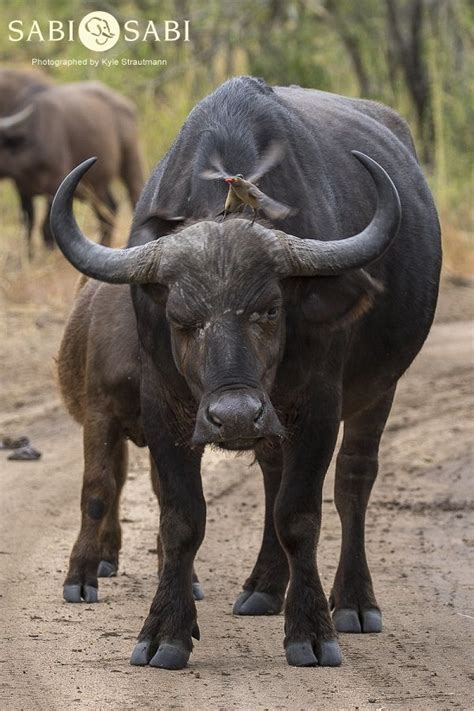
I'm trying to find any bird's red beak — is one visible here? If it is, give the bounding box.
[225,177,236,184]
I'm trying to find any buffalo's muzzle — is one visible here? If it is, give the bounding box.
[192,389,283,449]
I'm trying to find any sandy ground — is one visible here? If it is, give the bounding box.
[0,279,473,711]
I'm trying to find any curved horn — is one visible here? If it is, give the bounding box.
[50,158,162,284]
[272,151,402,276]
[0,105,34,130]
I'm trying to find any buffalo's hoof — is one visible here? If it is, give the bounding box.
[333,609,360,633]
[233,590,282,616]
[317,639,342,666]
[361,608,382,632]
[286,639,342,667]
[63,583,98,603]
[191,622,201,641]
[130,640,150,666]
[97,560,117,578]
[192,582,205,601]
[130,639,190,670]
[286,641,317,666]
[333,608,382,633]
[150,641,190,669]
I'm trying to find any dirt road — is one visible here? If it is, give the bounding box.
[0,282,473,710]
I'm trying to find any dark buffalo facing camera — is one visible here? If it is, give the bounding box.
[52,77,441,671]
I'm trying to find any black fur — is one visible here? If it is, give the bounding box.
[124,77,441,668]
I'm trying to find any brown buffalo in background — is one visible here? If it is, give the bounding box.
[0,67,52,110]
[0,68,52,250]
[0,69,144,256]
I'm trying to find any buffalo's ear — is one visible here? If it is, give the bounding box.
[130,210,185,245]
[140,281,169,306]
[298,269,383,328]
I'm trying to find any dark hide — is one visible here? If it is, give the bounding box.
[0,68,52,255]
[58,77,441,670]
[57,278,203,604]
[125,78,440,668]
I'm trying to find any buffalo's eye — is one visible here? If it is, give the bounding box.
[266,305,280,320]
[249,304,281,324]
[3,134,26,149]
[171,320,203,332]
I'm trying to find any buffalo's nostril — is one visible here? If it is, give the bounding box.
[207,405,223,427]
[192,390,283,447]
[207,395,264,428]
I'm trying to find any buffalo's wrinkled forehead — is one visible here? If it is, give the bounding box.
[158,220,280,316]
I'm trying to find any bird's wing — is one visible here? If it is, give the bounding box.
[200,168,228,179]
[248,184,294,220]
[248,141,286,183]
[200,152,229,180]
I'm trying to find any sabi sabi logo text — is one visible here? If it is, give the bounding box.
[8,12,190,51]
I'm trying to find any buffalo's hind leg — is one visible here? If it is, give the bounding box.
[94,190,117,247]
[149,455,205,601]
[233,448,289,616]
[19,192,34,260]
[330,387,396,634]
[63,413,127,602]
[97,438,127,578]
[41,199,55,250]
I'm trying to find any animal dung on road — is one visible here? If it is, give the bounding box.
[7,444,42,461]
[1,435,41,460]
[0,435,30,450]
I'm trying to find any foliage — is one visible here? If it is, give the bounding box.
[0,0,472,242]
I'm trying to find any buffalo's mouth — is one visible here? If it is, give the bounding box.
[215,437,265,452]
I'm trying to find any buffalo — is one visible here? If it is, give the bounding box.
[57,276,204,599]
[0,68,51,250]
[0,67,52,112]
[52,77,441,671]
[0,75,144,256]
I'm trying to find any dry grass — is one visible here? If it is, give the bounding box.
[0,105,472,316]
[0,187,134,416]
[441,218,474,278]
[0,183,133,311]
[1,194,472,320]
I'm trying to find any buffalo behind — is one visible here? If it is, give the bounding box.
[52,77,441,670]
[0,70,144,256]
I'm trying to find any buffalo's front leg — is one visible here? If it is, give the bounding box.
[234,448,288,615]
[330,387,395,634]
[131,405,205,670]
[149,454,205,601]
[275,410,341,667]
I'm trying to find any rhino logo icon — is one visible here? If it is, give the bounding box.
[79,11,120,52]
